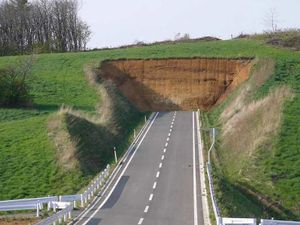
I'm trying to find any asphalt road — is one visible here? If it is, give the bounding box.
[73,111,204,225]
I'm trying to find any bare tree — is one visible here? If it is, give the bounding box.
[264,8,279,32]
[0,0,91,56]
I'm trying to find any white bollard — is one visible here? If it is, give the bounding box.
[58,218,62,224]
[73,201,77,208]
[68,211,72,219]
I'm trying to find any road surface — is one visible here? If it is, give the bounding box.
[73,111,204,225]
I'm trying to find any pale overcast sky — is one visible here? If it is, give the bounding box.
[79,0,300,49]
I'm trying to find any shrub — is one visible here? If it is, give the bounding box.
[0,59,33,107]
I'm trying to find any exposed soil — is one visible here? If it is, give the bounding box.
[99,58,253,111]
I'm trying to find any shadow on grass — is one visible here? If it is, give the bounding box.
[214,173,298,220]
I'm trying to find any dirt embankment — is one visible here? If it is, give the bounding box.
[100,58,253,111]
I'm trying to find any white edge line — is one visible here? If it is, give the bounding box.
[193,111,199,225]
[196,110,211,225]
[74,113,155,222]
[79,112,159,225]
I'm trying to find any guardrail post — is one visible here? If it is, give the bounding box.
[80,194,84,207]
[53,202,56,212]
[87,188,91,200]
[36,203,40,217]
[84,193,88,204]
[68,210,72,219]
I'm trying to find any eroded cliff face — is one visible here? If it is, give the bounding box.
[99,58,253,111]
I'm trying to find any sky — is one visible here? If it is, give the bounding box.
[78,0,300,49]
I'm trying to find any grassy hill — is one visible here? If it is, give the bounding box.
[0,38,299,219]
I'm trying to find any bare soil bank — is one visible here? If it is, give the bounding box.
[100,58,253,111]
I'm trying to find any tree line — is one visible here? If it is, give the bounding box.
[0,0,91,56]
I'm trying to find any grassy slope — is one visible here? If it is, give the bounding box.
[0,40,299,219]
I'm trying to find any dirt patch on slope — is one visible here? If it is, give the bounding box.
[99,58,253,111]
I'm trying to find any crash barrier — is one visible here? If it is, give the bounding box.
[0,196,58,217]
[201,125,300,225]
[0,113,155,224]
[260,219,300,225]
[0,165,110,217]
[35,204,73,225]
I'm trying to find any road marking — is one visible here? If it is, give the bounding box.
[161,155,165,161]
[159,162,162,168]
[156,171,160,178]
[165,142,168,147]
[167,137,170,142]
[144,205,149,213]
[170,128,173,132]
[172,121,174,125]
[79,112,159,225]
[149,194,154,201]
[74,114,156,223]
[168,133,171,137]
[192,112,199,225]
[163,148,166,153]
[138,218,144,224]
[153,182,157,189]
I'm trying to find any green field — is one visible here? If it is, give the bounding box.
[0,39,299,219]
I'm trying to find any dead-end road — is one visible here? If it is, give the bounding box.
[72,111,204,225]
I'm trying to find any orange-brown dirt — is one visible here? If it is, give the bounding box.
[99,58,253,111]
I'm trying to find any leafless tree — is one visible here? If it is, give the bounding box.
[264,8,279,33]
[0,0,91,56]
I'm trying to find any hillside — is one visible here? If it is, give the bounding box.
[0,38,299,220]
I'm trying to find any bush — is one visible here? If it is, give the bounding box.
[0,59,33,107]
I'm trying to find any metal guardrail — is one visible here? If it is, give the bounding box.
[0,196,58,217]
[203,126,222,225]
[201,125,300,225]
[260,219,300,225]
[35,204,73,225]
[221,217,256,225]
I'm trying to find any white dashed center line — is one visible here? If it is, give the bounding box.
[149,194,154,201]
[144,205,149,213]
[156,171,160,178]
[138,218,144,225]
[138,112,177,225]
[153,182,157,189]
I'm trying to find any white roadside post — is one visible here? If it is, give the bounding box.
[113,147,118,164]
[80,194,84,207]
[36,203,40,217]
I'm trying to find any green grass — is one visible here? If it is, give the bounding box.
[0,39,299,220]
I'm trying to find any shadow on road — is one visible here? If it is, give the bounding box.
[101,175,129,209]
